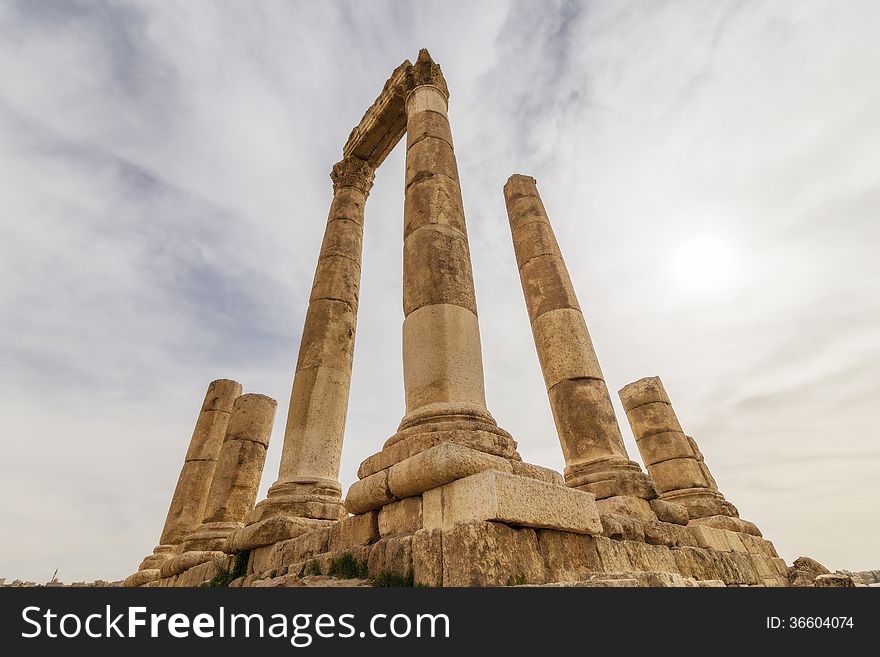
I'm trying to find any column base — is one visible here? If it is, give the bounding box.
[659,487,740,520]
[564,457,658,500]
[137,544,177,571]
[179,521,243,553]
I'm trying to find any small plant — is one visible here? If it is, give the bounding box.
[303,559,322,577]
[373,569,415,587]
[328,553,368,579]
[506,574,528,587]
[202,550,249,588]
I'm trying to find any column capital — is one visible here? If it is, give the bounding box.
[405,48,449,99]
[330,156,375,196]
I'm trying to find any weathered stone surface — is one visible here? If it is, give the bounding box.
[599,513,645,542]
[511,219,561,270]
[789,556,831,587]
[594,536,634,573]
[405,136,459,189]
[624,401,683,438]
[344,469,395,515]
[329,512,380,552]
[618,376,671,413]
[814,574,854,587]
[160,551,225,579]
[403,226,476,316]
[412,528,443,587]
[650,458,709,493]
[378,496,423,537]
[677,495,740,520]
[403,174,466,239]
[722,530,748,553]
[637,431,694,466]
[536,530,602,583]
[225,516,330,552]
[582,472,658,500]
[642,519,697,547]
[531,308,603,389]
[689,514,762,536]
[423,470,602,534]
[689,525,731,552]
[387,442,512,500]
[510,460,564,485]
[268,527,331,569]
[650,499,689,525]
[504,194,549,233]
[123,569,160,588]
[548,378,628,466]
[596,495,655,521]
[624,541,680,574]
[441,521,545,586]
[368,536,413,578]
[672,546,718,581]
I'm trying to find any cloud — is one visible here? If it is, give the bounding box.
[1,0,878,580]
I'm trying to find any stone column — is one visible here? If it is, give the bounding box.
[244,155,375,533]
[503,175,655,500]
[618,376,739,519]
[138,378,242,570]
[395,49,497,433]
[180,394,277,552]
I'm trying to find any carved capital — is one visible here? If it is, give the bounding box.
[405,48,449,99]
[330,156,375,196]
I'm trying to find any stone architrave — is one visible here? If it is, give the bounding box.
[618,376,740,520]
[136,378,242,571]
[179,394,277,552]
[502,175,655,501]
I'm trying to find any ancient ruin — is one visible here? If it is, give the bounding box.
[124,50,792,588]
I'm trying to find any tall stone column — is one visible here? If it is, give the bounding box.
[394,49,499,435]
[138,378,242,570]
[618,377,739,519]
[503,175,655,500]
[243,155,375,537]
[180,394,277,552]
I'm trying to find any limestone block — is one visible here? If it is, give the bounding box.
[225,516,330,552]
[672,546,718,581]
[400,305,487,414]
[678,495,739,520]
[310,254,361,312]
[412,528,443,587]
[582,472,658,500]
[319,217,363,263]
[750,554,776,580]
[716,552,760,586]
[625,401,683,439]
[536,530,602,583]
[405,136,459,189]
[599,513,645,542]
[770,558,790,577]
[650,499,689,525]
[329,512,380,552]
[624,541,680,575]
[441,521,545,586]
[503,173,538,203]
[756,538,780,558]
[160,459,218,545]
[689,515,762,536]
[510,460,563,486]
[378,496,423,537]
[294,299,356,372]
[202,438,268,524]
[328,188,366,225]
[689,525,731,552]
[268,528,331,569]
[422,470,602,535]
[184,410,235,461]
[504,193,548,233]
[594,536,634,573]
[406,84,448,115]
[650,458,709,493]
[642,520,697,548]
[403,225,476,315]
[344,469,394,515]
[403,174,466,239]
[160,551,224,579]
[636,431,694,466]
[596,495,655,521]
[123,569,160,588]
[250,546,274,576]
[367,536,413,579]
[815,574,854,587]
[723,530,748,553]
[548,378,627,465]
[699,462,719,491]
[531,308,603,389]
[387,442,512,500]
[511,219,561,270]
[518,254,580,321]
[618,377,671,413]
[406,109,454,151]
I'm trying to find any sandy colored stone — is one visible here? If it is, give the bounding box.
[403,226,476,316]
[123,569,160,588]
[814,574,854,587]
[406,83,447,116]
[689,525,731,552]
[689,514,762,536]
[624,401,684,439]
[618,376,671,413]
[423,470,602,535]
[387,442,512,500]
[412,528,443,587]
[789,556,830,586]
[378,496,423,537]
[531,308,603,389]
[636,431,695,466]
[649,458,710,493]
[318,218,363,263]
[642,519,697,548]
[722,530,748,553]
[675,494,740,520]
[329,512,380,552]
[403,174,466,239]
[518,254,581,321]
[441,521,545,586]
[344,469,395,515]
[650,499,689,525]
[624,541,680,574]
[160,551,225,579]
[510,460,563,485]
[406,109,454,151]
[548,378,628,465]
[599,513,645,542]
[294,299,356,373]
[593,536,634,572]
[367,536,413,579]
[400,304,488,415]
[268,527,331,570]
[159,460,221,547]
[310,254,361,312]
[581,472,659,500]
[225,516,330,552]
[405,136,459,189]
[511,219,561,270]
[536,530,602,583]
[596,495,655,521]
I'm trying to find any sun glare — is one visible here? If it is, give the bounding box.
[670,236,738,294]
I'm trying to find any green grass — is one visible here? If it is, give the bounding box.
[506,574,528,586]
[201,550,250,588]
[303,559,322,577]
[373,569,415,587]
[328,553,368,579]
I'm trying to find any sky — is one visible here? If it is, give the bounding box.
[1,0,878,583]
